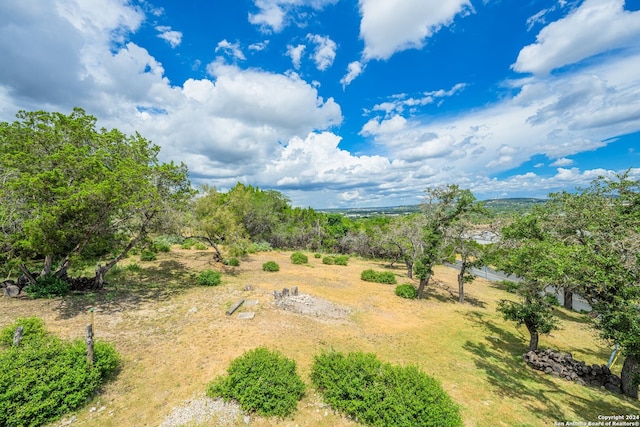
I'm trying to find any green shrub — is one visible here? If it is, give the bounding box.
[181,238,196,249]
[24,274,70,299]
[360,269,378,282]
[198,269,221,286]
[125,262,142,272]
[248,241,273,253]
[225,258,240,267]
[314,253,322,259]
[207,347,305,417]
[262,261,280,272]
[376,271,397,284]
[139,250,157,261]
[395,284,418,299]
[194,242,208,250]
[311,350,462,427]
[334,255,349,266]
[322,256,335,265]
[290,252,308,265]
[152,236,173,252]
[0,317,47,346]
[0,318,119,427]
[360,269,397,284]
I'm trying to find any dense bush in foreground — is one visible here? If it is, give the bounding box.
[0,318,119,427]
[360,269,397,284]
[207,347,305,417]
[311,351,462,427]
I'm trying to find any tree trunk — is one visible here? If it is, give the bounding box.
[95,264,108,290]
[526,323,539,351]
[40,254,53,277]
[406,260,413,279]
[416,273,431,299]
[621,354,639,399]
[458,269,465,304]
[563,289,573,310]
[18,264,37,286]
[93,211,157,289]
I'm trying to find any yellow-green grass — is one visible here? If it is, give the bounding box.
[0,248,637,427]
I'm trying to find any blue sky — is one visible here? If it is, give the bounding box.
[1,0,639,208]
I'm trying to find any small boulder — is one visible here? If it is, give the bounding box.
[2,284,21,297]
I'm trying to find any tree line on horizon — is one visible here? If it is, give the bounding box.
[1,108,638,399]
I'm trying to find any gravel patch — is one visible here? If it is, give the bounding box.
[274,293,351,321]
[159,396,243,427]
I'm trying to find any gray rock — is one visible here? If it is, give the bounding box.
[3,284,21,297]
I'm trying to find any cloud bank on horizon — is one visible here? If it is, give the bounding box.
[1,0,639,208]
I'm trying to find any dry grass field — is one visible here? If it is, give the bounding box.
[2,248,639,427]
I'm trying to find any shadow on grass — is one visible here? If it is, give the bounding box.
[54,261,196,320]
[552,307,592,325]
[462,310,639,423]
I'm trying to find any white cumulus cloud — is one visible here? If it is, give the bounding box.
[358,0,472,61]
[156,25,182,48]
[513,0,640,75]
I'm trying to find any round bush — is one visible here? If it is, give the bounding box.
[139,250,157,261]
[24,275,70,299]
[198,269,222,286]
[193,242,208,250]
[262,261,280,272]
[0,318,119,427]
[322,256,335,265]
[360,269,397,284]
[290,252,308,265]
[395,284,418,299]
[152,236,173,252]
[225,257,240,267]
[181,238,196,249]
[311,350,462,427]
[334,255,349,266]
[360,269,378,282]
[314,253,322,259]
[207,347,305,417]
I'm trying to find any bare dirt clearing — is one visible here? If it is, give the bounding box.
[1,248,638,427]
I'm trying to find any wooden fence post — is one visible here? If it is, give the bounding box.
[86,324,94,367]
[12,326,24,346]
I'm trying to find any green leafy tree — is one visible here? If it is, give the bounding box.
[383,214,427,279]
[414,185,481,299]
[0,108,192,288]
[546,174,640,398]
[493,215,563,351]
[446,219,487,304]
[189,185,251,261]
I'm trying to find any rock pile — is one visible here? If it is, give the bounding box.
[523,349,622,394]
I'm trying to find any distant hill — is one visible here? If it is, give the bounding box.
[319,198,547,218]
